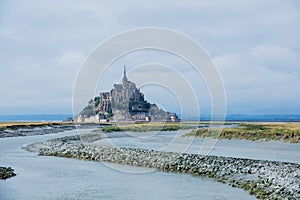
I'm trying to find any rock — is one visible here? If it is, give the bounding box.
[0,166,16,179]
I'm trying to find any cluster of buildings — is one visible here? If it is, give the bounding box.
[75,66,180,123]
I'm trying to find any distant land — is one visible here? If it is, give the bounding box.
[0,114,72,122]
[1,114,300,123]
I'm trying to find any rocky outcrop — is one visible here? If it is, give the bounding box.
[0,166,16,179]
[26,135,300,200]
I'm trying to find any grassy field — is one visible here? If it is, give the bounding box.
[0,121,73,129]
[3,121,300,143]
[101,122,193,132]
[183,122,300,143]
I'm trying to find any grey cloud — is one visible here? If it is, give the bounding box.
[214,44,300,113]
[0,0,299,114]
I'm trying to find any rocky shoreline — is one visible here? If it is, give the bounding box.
[25,134,300,200]
[0,166,16,180]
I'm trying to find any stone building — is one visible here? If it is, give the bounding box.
[75,66,180,123]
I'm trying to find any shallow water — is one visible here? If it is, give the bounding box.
[95,130,300,164]
[0,129,257,200]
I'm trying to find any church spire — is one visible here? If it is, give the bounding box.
[123,65,128,83]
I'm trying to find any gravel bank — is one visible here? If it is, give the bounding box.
[25,135,300,200]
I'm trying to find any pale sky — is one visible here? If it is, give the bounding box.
[0,0,300,115]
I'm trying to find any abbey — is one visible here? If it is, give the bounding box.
[75,66,180,123]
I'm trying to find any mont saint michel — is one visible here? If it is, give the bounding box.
[74,66,179,123]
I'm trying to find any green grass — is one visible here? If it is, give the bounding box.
[101,122,192,132]
[0,121,73,129]
[183,122,300,143]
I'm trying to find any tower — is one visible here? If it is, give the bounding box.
[122,65,128,83]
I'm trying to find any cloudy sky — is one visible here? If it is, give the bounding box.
[0,0,299,116]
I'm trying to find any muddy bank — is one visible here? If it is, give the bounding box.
[0,123,101,138]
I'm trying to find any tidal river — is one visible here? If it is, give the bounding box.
[1,128,298,200]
